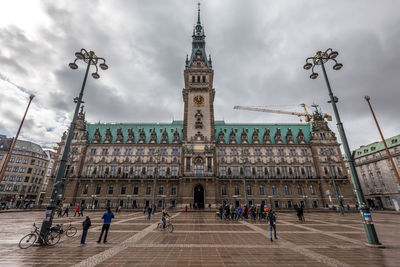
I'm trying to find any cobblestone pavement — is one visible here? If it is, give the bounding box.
[0,210,399,266]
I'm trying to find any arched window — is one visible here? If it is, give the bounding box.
[247,185,252,195]
[197,76,200,82]
[221,184,227,195]
[192,76,195,83]
[133,185,139,195]
[259,185,265,195]
[309,185,316,195]
[234,185,240,195]
[146,184,151,195]
[82,184,89,195]
[272,185,278,195]
[171,186,177,195]
[194,157,204,176]
[284,185,290,195]
[202,76,206,82]
[297,185,303,195]
[158,186,164,195]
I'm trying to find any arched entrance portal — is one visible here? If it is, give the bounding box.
[193,184,205,209]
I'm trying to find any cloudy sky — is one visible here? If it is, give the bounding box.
[0,0,399,151]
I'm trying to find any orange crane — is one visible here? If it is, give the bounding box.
[233,104,332,123]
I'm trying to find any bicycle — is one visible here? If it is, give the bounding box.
[18,223,61,249]
[157,218,174,233]
[54,219,77,237]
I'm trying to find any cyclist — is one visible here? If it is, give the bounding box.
[161,208,170,229]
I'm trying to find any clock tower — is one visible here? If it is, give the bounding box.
[182,4,215,143]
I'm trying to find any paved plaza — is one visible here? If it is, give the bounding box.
[0,210,399,266]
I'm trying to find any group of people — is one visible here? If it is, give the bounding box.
[217,203,271,221]
[77,207,115,245]
[56,204,86,217]
[81,206,170,245]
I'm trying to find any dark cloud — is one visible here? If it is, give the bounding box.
[0,0,399,150]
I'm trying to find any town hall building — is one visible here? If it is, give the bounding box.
[45,7,356,210]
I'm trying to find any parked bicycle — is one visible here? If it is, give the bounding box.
[157,218,174,233]
[51,219,77,238]
[18,223,61,249]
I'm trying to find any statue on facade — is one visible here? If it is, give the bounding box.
[115,128,124,143]
[104,128,112,143]
[263,129,271,144]
[127,128,135,143]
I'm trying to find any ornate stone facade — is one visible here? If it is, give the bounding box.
[353,135,400,210]
[44,8,356,210]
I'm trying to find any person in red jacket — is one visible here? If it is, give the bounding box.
[74,205,81,217]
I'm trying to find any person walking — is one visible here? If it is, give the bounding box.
[184,204,188,212]
[147,205,152,220]
[80,205,85,217]
[218,205,223,220]
[74,205,81,217]
[63,206,69,217]
[267,209,277,242]
[57,206,62,217]
[97,207,115,243]
[296,205,305,222]
[81,216,92,245]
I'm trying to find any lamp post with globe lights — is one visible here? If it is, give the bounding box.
[39,49,108,242]
[303,49,382,246]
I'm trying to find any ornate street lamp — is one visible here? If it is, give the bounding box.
[304,49,382,247]
[39,49,107,241]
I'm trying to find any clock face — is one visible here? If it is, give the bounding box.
[193,95,205,106]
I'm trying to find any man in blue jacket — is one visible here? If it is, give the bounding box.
[97,207,115,243]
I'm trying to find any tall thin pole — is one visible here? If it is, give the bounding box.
[320,59,381,246]
[365,96,400,185]
[0,95,35,182]
[39,55,92,241]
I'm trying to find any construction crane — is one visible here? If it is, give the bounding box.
[233,104,332,123]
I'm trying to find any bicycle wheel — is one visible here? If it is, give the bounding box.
[168,224,174,233]
[18,233,37,249]
[157,223,163,231]
[66,226,77,237]
[46,231,61,246]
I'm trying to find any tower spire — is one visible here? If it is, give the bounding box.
[197,2,201,24]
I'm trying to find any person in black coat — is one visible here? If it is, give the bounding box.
[81,216,92,245]
[267,210,277,242]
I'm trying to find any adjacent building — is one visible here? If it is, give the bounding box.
[0,135,48,207]
[44,7,356,210]
[353,134,400,210]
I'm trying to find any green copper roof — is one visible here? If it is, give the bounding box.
[215,121,311,144]
[86,121,183,144]
[86,121,311,144]
[353,134,400,159]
